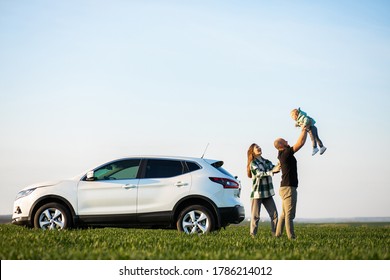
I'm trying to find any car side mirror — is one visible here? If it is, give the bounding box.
[86,170,96,181]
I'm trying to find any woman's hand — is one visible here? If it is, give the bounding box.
[272,164,281,174]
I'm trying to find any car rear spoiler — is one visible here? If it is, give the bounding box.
[203,159,224,168]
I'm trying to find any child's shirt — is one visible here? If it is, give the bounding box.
[296,108,316,128]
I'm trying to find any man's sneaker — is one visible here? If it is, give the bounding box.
[320,146,327,155]
[312,147,319,156]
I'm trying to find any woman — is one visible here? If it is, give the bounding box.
[247,143,280,237]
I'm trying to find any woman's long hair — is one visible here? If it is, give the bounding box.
[247,143,257,178]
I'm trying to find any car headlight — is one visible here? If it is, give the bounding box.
[15,188,36,200]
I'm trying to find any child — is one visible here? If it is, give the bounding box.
[290,108,327,156]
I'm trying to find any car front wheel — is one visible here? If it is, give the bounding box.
[33,203,71,230]
[177,205,215,234]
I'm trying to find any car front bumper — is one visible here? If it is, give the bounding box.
[11,216,31,227]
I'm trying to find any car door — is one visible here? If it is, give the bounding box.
[137,159,191,222]
[77,159,141,222]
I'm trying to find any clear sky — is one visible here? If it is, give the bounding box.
[1,0,389,219]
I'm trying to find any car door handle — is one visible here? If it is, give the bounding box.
[174,181,188,187]
[122,184,137,189]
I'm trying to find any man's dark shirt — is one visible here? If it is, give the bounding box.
[278,146,298,188]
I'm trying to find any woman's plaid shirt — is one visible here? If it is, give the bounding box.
[250,157,275,199]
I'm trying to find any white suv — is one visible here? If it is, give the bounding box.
[12,156,245,234]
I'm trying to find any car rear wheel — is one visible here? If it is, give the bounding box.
[33,202,71,230]
[177,205,215,234]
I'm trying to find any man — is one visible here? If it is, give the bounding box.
[274,128,307,239]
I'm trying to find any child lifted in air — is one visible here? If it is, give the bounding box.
[290,108,327,156]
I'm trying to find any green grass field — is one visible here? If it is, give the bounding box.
[0,223,389,260]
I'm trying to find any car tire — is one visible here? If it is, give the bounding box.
[177,205,215,234]
[33,202,71,230]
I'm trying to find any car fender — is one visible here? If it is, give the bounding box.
[29,195,77,225]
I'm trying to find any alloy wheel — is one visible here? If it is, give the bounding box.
[38,208,65,230]
[181,209,210,234]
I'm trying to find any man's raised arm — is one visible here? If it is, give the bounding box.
[292,128,308,153]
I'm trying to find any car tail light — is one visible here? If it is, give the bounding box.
[209,177,240,189]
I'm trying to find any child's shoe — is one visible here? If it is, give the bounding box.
[312,147,319,156]
[320,146,327,155]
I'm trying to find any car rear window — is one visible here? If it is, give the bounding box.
[213,165,235,178]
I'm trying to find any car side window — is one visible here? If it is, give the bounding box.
[94,159,141,180]
[185,161,201,172]
[144,159,185,178]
